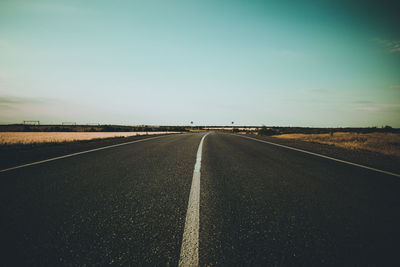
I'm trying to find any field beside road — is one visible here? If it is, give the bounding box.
[273,132,400,157]
[0,132,178,145]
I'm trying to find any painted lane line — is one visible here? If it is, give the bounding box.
[179,133,209,267]
[236,135,400,178]
[0,135,171,173]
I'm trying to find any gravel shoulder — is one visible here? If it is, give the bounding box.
[0,133,181,170]
[237,134,400,175]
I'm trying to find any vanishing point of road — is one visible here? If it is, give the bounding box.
[1,132,400,266]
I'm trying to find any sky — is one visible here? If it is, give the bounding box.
[1,0,399,127]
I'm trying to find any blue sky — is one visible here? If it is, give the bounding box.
[1,0,399,126]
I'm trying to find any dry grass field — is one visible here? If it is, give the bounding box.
[0,132,177,145]
[274,132,400,157]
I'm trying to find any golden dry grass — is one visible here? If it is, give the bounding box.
[0,132,177,145]
[274,132,400,157]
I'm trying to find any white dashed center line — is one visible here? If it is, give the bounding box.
[179,133,209,267]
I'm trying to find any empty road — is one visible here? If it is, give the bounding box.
[1,132,400,266]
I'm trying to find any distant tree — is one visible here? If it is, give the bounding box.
[383,125,393,132]
[258,126,276,136]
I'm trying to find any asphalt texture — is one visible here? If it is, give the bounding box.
[242,134,400,175]
[0,133,202,266]
[200,133,400,266]
[0,134,177,170]
[1,132,400,266]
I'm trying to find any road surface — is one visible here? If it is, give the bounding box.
[1,132,399,266]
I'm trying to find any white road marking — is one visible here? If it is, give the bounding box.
[236,135,400,178]
[179,133,209,267]
[0,135,171,173]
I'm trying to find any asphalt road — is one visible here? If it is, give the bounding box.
[1,132,400,266]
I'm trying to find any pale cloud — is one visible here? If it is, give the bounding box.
[0,95,53,105]
[17,2,92,15]
[301,88,327,94]
[356,106,379,112]
[278,50,307,59]
[0,95,51,121]
[0,39,13,50]
[388,85,400,89]
[353,100,373,104]
[380,103,400,111]
[355,103,400,112]
[376,38,400,53]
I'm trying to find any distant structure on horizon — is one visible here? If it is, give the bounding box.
[23,120,40,125]
[62,122,77,126]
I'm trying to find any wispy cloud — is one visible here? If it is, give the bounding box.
[0,95,52,105]
[353,100,373,104]
[19,2,91,15]
[278,50,307,58]
[301,88,330,95]
[380,103,400,111]
[375,38,400,53]
[388,84,400,89]
[355,103,400,112]
[356,106,379,112]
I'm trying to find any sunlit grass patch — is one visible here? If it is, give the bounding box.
[0,132,176,145]
[274,132,400,157]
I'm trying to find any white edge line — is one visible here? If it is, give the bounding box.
[235,134,400,178]
[0,134,172,173]
[179,133,209,267]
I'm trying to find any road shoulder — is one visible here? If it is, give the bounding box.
[235,134,400,175]
[0,133,180,170]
